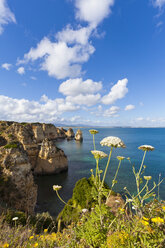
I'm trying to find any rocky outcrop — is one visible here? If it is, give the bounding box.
[75,129,83,141]
[57,128,67,139]
[0,144,37,214]
[65,128,75,140]
[0,121,71,213]
[0,121,68,174]
[34,139,68,175]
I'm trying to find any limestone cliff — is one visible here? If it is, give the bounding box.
[0,143,37,214]
[0,121,69,213]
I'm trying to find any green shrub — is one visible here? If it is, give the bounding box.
[4,143,18,149]
[57,178,97,225]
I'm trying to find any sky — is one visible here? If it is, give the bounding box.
[0,0,165,127]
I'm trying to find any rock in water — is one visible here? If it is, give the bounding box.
[66,128,75,140]
[75,129,83,141]
[34,138,68,175]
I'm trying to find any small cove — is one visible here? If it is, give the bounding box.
[35,128,165,217]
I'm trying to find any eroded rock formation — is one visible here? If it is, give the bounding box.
[75,129,83,141]
[0,143,37,214]
[34,138,68,175]
[0,121,70,213]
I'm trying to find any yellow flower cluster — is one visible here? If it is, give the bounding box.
[3,244,9,248]
[151,217,164,224]
[141,220,149,226]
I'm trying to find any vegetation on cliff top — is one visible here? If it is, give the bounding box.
[0,128,165,247]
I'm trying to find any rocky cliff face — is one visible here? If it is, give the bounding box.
[0,121,69,213]
[0,143,37,214]
[1,121,68,173]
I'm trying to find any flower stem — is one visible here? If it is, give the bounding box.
[101,147,113,189]
[93,134,96,150]
[136,150,147,195]
[107,160,121,200]
[95,159,99,178]
[56,191,74,208]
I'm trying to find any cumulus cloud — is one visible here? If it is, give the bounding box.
[0,94,79,123]
[17,67,25,75]
[59,78,102,96]
[21,35,95,79]
[125,104,135,111]
[19,0,116,79]
[66,93,101,106]
[56,25,92,45]
[101,78,128,105]
[0,0,16,34]
[103,105,120,117]
[1,63,11,70]
[75,0,114,27]
[153,0,165,8]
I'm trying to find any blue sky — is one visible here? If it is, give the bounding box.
[0,0,165,127]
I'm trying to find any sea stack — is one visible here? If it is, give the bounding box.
[66,128,75,140]
[75,129,83,142]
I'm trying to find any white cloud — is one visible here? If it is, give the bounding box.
[0,94,79,123]
[1,63,11,70]
[102,78,128,105]
[18,0,116,79]
[66,93,101,106]
[103,105,120,117]
[17,67,25,75]
[21,35,95,79]
[153,0,165,8]
[133,117,165,127]
[59,78,102,96]
[75,0,114,27]
[0,0,16,34]
[125,104,135,111]
[56,25,92,45]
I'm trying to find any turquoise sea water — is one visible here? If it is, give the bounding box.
[35,128,165,217]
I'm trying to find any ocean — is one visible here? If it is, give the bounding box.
[35,128,165,217]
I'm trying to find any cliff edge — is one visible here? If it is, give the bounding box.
[0,121,69,213]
